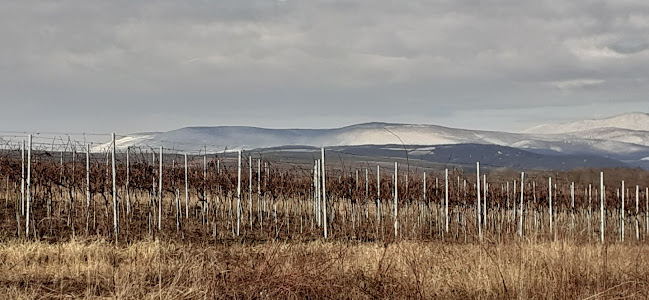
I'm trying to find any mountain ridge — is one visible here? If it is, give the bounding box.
[97,112,649,170]
[523,112,649,134]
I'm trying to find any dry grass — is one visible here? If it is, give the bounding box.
[0,238,648,299]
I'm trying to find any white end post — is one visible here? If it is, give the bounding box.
[600,172,605,243]
[112,134,118,241]
[26,134,32,237]
[322,148,327,239]
[476,162,481,240]
[237,149,242,236]
[158,146,162,232]
[394,162,398,238]
[445,169,449,233]
[549,177,553,234]
[519,172,524,237]
[184,154,189,219]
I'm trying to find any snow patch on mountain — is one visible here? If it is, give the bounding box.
[523,112,649,134]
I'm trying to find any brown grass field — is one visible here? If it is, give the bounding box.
[0,238,647,299]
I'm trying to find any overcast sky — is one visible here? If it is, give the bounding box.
[1,0,648,134]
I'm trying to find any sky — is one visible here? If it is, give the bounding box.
[1,0,648,135]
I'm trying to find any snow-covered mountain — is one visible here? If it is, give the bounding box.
[523,112,649,135]
[96,112,649,170]
[521,112,649,149]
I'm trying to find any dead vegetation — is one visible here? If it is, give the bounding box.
[0,238,648,299]
[1,148,649,298]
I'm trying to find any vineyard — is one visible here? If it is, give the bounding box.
[1,135,649,244]
[1,134,649,298]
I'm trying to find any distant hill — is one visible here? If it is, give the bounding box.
[94,113,649,170]
[523,112,649,147]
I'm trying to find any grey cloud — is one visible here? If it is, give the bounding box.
[0,0,648,134]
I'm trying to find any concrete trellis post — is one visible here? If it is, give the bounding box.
[322,148,327,239]
[258,159,261,227]
[394,162,398,238]
[445,169,449,233]
[126,147,130,216]
[203,155,207,221]
[365,168,369,199]
[635,185,640,241]
[26,134,32,237]
[175,189,180,231]
[588,184,592,239]
[600,172,605,243]
[249,155,253,230]
[621,181,625,242]
[314,160,320,226]
[476,162,481,240]
[184,154,189,219]
[86,144,90,234]
[519,172,524,237]
[463,179,467,201]
[21,140,25,216]
[533,181,538,234]
[423,172,427,202]
[549,177,553,234]
[112,134,118,241]
[355,169,359,191]
[237,149,242,236]
[483,174,487,227]
[377,165,381,224]
[158,146,163,232]
[571,182,575,232]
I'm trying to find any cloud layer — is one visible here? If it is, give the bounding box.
[1,0,648,133]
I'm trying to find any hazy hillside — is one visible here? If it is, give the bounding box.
[523,112,649,136]
[95,113,649,170]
